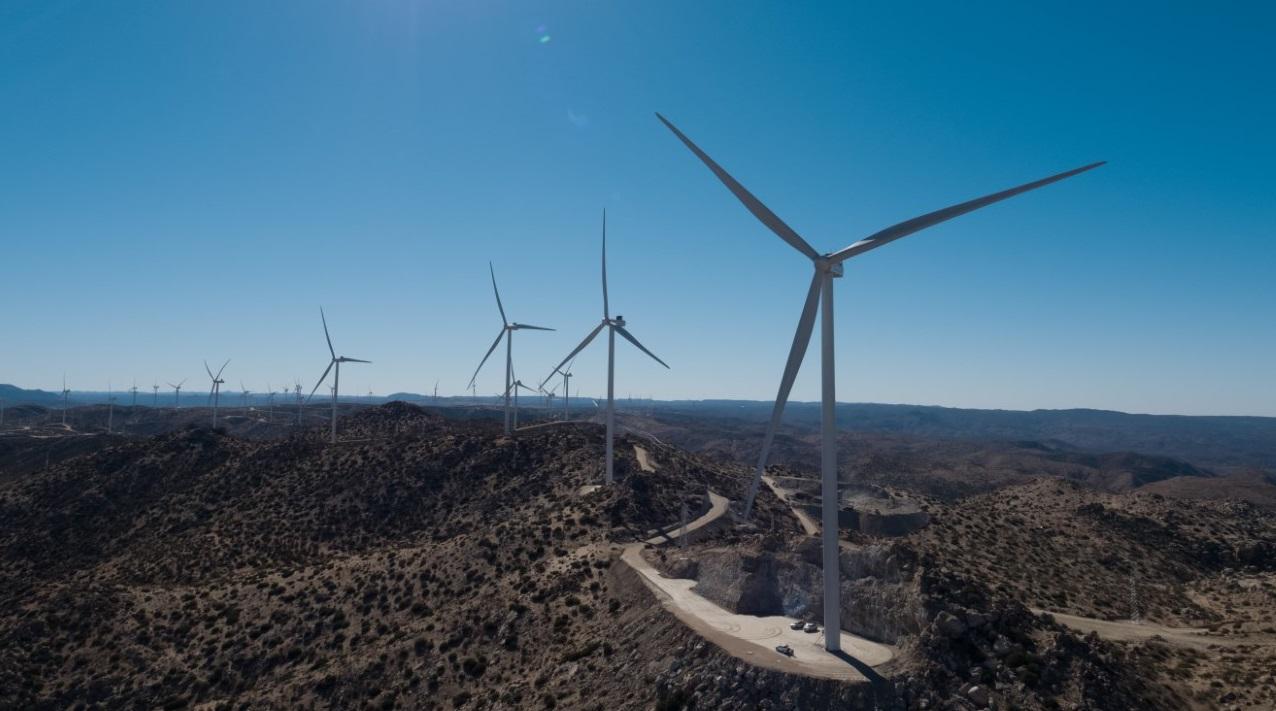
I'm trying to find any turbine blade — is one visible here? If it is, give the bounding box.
[541,322,605,388]
[216,359,230,379]
[344,358,371,364]
[602,209,609,320]
[468,328,506,388]
[320,307,336,359]
[489,262,507,325]
[307,360,335,402]
[614,325,669,369]
[656,112,820,261]
[831,161,1106,263]
[513,323,555,331]
[744,269,822,517]
[204,360,214,380]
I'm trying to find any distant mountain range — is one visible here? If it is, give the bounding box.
[0,384,63,407]
[4,384,1273,471]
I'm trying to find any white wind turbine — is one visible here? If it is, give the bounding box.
[658,112,1103,653]
[60,375,70,427]
[307,307,369,444]
[152,382,160,407]
[467,263,554,436]
[542,211,668,484]
[168,379,187,409]
[205,360,229,428]
[557,358,575,420]
[107,382,117,434]
[505,374,539,430]
[239,382,251,411]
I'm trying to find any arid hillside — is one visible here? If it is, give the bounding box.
[2,404,1268,709]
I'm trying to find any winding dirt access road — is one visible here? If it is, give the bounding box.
[622,446,895,681]
[1033,609,1276,650]
[633,445,657,473]
[762,475,820,537]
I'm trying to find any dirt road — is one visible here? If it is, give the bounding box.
[762,475,820,537]
[621,445,894,681]
[1034,609,1276,649]
[622,545,894,680]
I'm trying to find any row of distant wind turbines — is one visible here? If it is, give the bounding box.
[44,115,1102,656]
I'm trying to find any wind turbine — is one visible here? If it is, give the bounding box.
[205,361,229,428]
[60,375,70,427]
[152,382,160,407]
[293,380,303,426]
[658,112,1103,653]
[306,307,370,444]
[129,381,138,408]
[467,263,554,436]
[557,359,575,420]
[266,382,276,421]
[107,382,117,434]
[542,211,668,484]
[433,380,439,406]
[239,382,251,411]
[168,380,186,408]
[505,376,538,430]
[540,381,557,411]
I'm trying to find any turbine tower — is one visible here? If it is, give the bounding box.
[129,381,139,408]
[152,382,160,407]
[658,112,1103,653]
[205,361,229,428]
[107,382,116,434]
[542,211,668,484]
[60,375,70,427]
[505,376,538,430]
[467,263,553,436]
[558,359,574,420]
[168,379,186,409]
[306,307,370,444]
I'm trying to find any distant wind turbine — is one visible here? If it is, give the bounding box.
[505,376,538,429]
[306,307,369,444]
[61,375,70,427]
[658,111,1103,653]
[129,381,138,408]
[467,263,554,436]
[168,380,186,408]
[152,382,160,407]
[107,381,117,434]
[205,361,229,428]
[542,210,668,484]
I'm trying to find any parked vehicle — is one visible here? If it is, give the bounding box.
[803,622,819,633]
[789,620,805,630]
[775,644,794,656]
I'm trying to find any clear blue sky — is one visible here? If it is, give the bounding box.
[2,1,1273,415]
